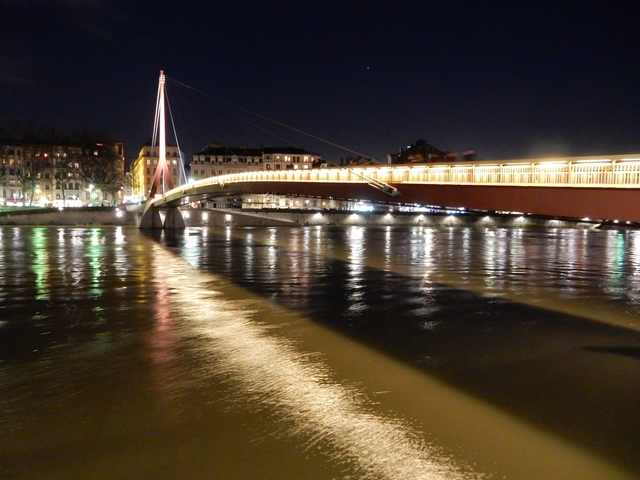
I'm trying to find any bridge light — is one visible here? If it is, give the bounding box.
[571,159,611,168]
[619,158,640,165]
[536,161,568,167]
[574,159,611,163]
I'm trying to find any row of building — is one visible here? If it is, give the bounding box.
[0,138,326,206]
[128,142,325,203]
[1,137,453,206]
[0,139,125,207]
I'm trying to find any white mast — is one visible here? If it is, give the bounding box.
[147,70,175,199]
[159,70,166,193]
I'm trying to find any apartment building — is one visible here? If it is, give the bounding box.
[129,143,185,199]
[0,139,125,206]
[190,143,322,181]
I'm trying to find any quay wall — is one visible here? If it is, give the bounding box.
[183,208,604,230]
[0,207,135,226]
[0,207,615,230]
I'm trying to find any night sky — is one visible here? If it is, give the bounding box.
[2,1,639,165]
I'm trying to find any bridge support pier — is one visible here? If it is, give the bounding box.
[139,205,186,230]
[163,207,186,229]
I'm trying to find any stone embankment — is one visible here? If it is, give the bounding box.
[0,207,135,226]
[185,208,602,229]
[0,206,609,230]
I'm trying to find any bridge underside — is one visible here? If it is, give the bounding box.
[399,183,640,223]
[143,181,640,227]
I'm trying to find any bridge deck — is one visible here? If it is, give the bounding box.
[144,154,640,226]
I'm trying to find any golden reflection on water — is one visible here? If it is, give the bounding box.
[149,241,637,480]
[152,243,481,480]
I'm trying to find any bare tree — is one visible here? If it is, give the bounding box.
[15,167,36,206]
[52,160,73,206]
[77,143,124,205]
[0,161,7,203]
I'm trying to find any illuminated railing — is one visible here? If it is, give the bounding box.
[392,155,640,187]
[161,154,640,200]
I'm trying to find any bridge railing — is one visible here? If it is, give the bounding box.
[160,154,640,200]
[362,155,640,187]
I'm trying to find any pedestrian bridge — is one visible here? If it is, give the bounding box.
[140,153,640,228]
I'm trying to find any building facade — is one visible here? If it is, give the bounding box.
[190,143,323,181]
[0,139,125,207]
[129,143,185,200]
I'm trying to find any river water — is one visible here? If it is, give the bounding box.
[1,225,640,480]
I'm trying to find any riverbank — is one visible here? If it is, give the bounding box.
[183,208,607,230]
[0,206,628,230]
[0,206,134,226]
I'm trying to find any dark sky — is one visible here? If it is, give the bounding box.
[2,1,639,165]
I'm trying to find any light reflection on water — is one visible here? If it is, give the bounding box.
[162,228,640,480]
[1,226,640,479]
[169,274,475,479]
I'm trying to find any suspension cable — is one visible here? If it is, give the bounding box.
[165,88,189,185]
[166,76,379,162]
